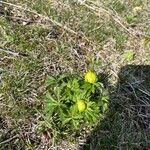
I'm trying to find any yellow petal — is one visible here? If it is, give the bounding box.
[85,71,97,83]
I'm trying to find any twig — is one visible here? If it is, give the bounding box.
[79,0,141,38]
[0,1,97,47]
[0,48,28,57]
[1,14,33,24]
[0,135,19,145]
[128,82,138,99]
[130,104,150,107]
[0,1,78,35]
[138,88,150,97]
[0,48,19,56]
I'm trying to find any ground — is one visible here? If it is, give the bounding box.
[0,0,150,150]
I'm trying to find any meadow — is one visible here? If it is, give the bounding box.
[0,0,150,149]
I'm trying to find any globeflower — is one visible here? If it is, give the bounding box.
[85,71,97,83]
[76,100,86,112]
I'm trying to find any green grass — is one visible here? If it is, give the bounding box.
[0,0,150,149]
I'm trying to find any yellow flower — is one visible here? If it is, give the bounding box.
[76,100,86,112]
[85,71,97,83]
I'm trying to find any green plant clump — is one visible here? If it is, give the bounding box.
[44,71,108,136]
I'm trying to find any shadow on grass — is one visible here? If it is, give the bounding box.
[80,65,150,150]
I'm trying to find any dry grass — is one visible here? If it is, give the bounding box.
[0,0,150,149]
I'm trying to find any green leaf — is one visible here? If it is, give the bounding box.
[72,119,80,129]
[70,105,78,116]
[62,118,72,126]
[123,50,135,61]
[82,82,92,90]
[45,92,56,102]
[67,78,80,91]
[46,76,56,86]
[102,103,108,113]
[45,93,60,106]
[84,112,92,123]
[101,95,109,103]
[84,101,100,123]
[57,73,69,82]
[44,92,66,117]
[44,103,55,117]
[44,93,57,115]
[126,14,138,24]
